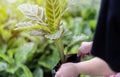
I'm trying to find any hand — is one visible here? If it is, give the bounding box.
[55,63,79,77]
[77,42,92,58]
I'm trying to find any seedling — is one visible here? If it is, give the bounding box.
[15,0,68,63]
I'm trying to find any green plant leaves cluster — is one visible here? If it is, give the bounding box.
[0,26,37,77]
[16,0,68,40]
[16,0,69,63]
[0,24,53,77]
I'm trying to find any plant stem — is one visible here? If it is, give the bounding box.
[54,38,66,63]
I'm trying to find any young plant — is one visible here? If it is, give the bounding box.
[15,0,68,63]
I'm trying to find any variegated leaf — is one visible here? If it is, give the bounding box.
[38,7,47,22]
[15,22,51,33]
[18,4,39,20]
[30,30,45,36]
[46,0,68,32]
[46,0,61,31]
[72,34,89,41]
[45,25,65,40]
[18,4,46,24]
[16,22,33,28]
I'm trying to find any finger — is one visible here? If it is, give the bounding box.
[55,72,61,77]
[79,54,84,60]
[77,51,80,57]
[77,52,83,58]
[77,48,82,57]
[78,49,84,56]
[78,52,86,59]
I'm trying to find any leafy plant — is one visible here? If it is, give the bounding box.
[15,0,68,63]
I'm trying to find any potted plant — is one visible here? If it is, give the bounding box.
[15,0,80,76]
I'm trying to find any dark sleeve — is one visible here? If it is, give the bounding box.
[91,0,120,72]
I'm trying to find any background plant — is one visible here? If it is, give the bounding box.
[0,0,101,77]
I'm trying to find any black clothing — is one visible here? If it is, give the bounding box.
[91,0,120,72]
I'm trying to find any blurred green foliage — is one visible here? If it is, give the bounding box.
[0,0,101,77]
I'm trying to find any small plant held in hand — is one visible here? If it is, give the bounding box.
[15,0,68,63]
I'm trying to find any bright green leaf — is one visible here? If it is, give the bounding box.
[0,53,13,64]
[46,0,61,31]
[21,64,33,77]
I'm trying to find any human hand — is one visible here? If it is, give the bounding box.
[77,42,92,58]
[55,63,79,77]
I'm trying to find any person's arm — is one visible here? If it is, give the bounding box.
[55,57,116,77]
[76,57,116,76]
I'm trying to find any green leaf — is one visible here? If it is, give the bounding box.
[39,45,59,70]
[33,68,43,77]
[45,25,64,40]
[7,48,17,58]
[21,64,33,77]
[67,45,79,54]
[17,4,47,25]
[67,34,89,48]
[0,44,7,53]
[45,0,68,33]
[0,53,13,64]
[89,19,97,30]
[60,0,68,12]
[19,74,26,77]
[46,0,61,31]
[0,4,8,24]
[0,26,11,42]
[72,34,89,42]
[15,42,35,64]
[16,22,34,28]
[18,4,40,20]
[6,64,19,74]
[0,62,8,71]
[15,22,51,33]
